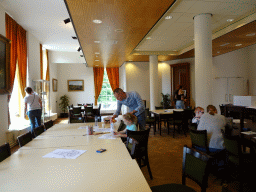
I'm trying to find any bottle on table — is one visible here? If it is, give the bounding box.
[95,116,98,126]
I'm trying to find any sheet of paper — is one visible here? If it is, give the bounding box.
[78,126,88,129]
[241,131,256,135]
[93,128,111,132]
[98,133,117,139]
[43,149,87,159]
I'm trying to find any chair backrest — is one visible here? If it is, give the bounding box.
[77,103,83,106]
[34,125,45,137]
[117,120,126,132]
[189,129,209,154]
[44,120,53,130]
[182,145,212,192]
[86,103,93,107]
[84,106,93,113]
[184,108,194,121]
[73,107,82,115]
[86,116,95,122]
[155,106,163,110]
[70,117,84,123]
[219,105,225,116]
[190,123,198,130]
[126,129,150,155]
[173,110,185,120]
[0,143,11,162]
[145,108,150,117]
[17,132,33,147]
[223,135,241,165]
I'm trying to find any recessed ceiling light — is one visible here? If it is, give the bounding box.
[246,33,255,37]
[95,52,100,54]
[227,19,234,22]
[93,19,102,24]
[165,15,172,20]
[95,65,99,66]
[96,55,98,57]
[95,60,99,61]
[94,41,100,43]
[146,37,152,40]
[115,29,123,32]
[235,44,242,46]
[220,43,230,47]
[217,51,220,54]
[112,40,118,44]
[129,60,132,61]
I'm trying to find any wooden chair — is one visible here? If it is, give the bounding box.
[70,116,85,123]
[190,129,209,154]
[168,110,187,138]
[151,145,212,192]
[44,120,53,130]
[72,106,83,117]
[34,125,45,137]
[126,129,153,179]
[145,108,156,132]
[77,103,83,106]
[17,132,33,147]
[0,143,11,162]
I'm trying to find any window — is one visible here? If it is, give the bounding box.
[98,69,117,110]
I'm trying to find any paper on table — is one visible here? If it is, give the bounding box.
[78,126,88,129]
[94,128,111,132]
[241,131,256,135]
[43,149,87,159]
[98,133,117,139]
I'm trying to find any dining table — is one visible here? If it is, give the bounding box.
[0,122,151,192]
[150,109,184,135]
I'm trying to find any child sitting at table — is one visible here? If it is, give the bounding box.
[114,113,138,137]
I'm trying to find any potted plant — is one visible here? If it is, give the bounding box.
[59,94,69,117]
[160,93,172,109]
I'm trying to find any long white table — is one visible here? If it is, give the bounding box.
[0,123,151,192]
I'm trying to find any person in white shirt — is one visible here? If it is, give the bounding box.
[24,87,42,135]
[197,105,226,153]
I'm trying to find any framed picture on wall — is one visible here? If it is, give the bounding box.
[67,80,84,92]
[0,34,11,94]
[52,78,58,92]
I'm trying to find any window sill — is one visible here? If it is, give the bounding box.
[9,118,31,131]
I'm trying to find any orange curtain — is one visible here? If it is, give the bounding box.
[40,44,43,80]
[5,13,18,93]
[45,49,49,81]
[106,67,119,92]
[17,25,27,98]
[93,67,104,106]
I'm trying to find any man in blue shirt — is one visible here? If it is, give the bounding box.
[112,88,146,130]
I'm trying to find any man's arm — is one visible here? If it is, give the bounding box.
[113,101,122,119]
[24,103,27,118]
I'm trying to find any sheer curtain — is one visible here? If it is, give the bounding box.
[93,67,104,106]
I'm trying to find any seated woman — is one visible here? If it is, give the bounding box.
[192,107,204,125]
[197,105,226,153]
[114,113,138,137]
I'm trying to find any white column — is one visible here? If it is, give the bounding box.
[194,13,213,110]
[149,55,158,110]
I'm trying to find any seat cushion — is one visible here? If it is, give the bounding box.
[151,184,196,192]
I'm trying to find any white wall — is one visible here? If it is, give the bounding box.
[27,31,41,88]
[0,4,8,145]
[50,51,86,64]
[56,64,94,114]
[247,44,256,96]
[48,51,58,113]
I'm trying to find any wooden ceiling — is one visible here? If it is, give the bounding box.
[65,0,256,67]
[65,0,175,67]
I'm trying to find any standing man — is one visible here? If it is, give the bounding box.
[112,88,146,130]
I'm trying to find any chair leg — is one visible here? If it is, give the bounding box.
[145,155,153,180]
[173,124,175,138]
[167,121,169,135]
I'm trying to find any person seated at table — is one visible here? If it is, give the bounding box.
[114,113,138,137]
[192,107,204,125]
[197,105,226,153]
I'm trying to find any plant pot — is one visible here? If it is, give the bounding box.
[60,113,68,118]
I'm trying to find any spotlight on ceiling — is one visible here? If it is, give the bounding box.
[72,36,77,39]
[77,47,81,52]
[64,18,71,24]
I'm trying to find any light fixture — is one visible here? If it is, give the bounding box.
[115,29,123,32]
[246,33,255,37]
[72,36,77,39]
[227,19,234,22]
[95,65,99,66]
[95,52,100,54]
[80,55,84,57]
[93,19,102,24]
[235,44,242,46]
[77,47,81,52]
[217,51,220,54]
[95,60,99,61]
[146,37,152,40]
[96,55,98,57]
[165,15,172,20]
[94,41,100,44]
[64,18,71,24]
[220,43,230,47]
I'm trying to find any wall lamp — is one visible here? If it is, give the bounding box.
[64,18,71,24]
[77,47,81,52]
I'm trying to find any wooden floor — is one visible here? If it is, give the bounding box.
[12,117,255,192]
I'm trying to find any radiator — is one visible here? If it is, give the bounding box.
[6,128,30,148]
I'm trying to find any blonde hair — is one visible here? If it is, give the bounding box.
[207,105,217,115]
[123,113,137,124]
[194,107,204,114]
